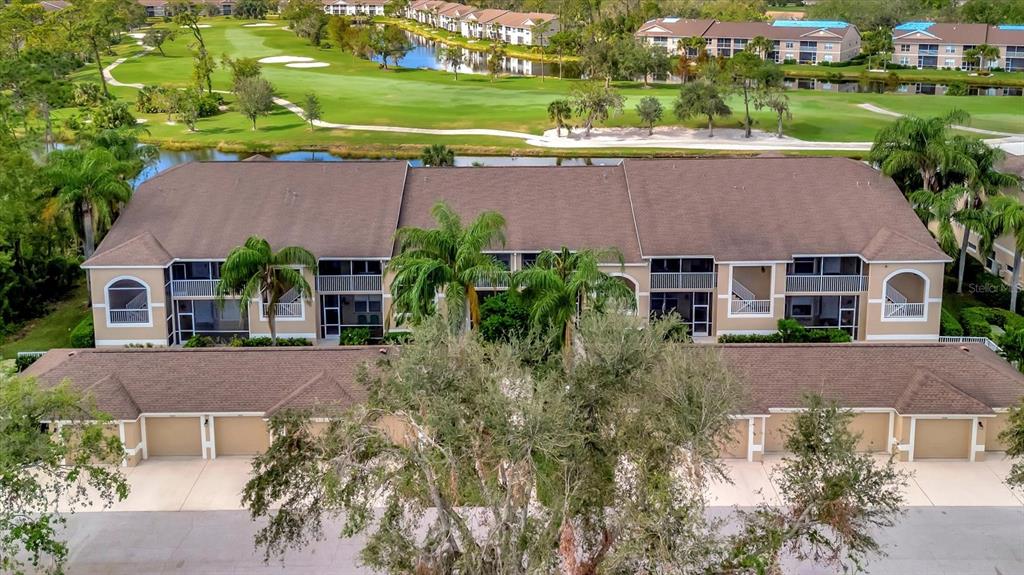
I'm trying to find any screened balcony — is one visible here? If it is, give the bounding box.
[317,259,383,293]
[785,257,867,293]
[651,258,716,290]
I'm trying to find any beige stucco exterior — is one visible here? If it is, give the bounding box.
[214,416,269,456]
[987,412,1012,452]
[89,267,169,347]
[719,418,750,459]
[145,416,202,457]
[862,262,944,341]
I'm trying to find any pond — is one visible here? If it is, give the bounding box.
[374,30,1021,97]
[133,148,621,186]
[370,31,582,78]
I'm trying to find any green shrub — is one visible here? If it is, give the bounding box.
[478,292,530,343]
[998,327,1024,371]
[960,307,992,337]
[338,327,371,345]
[183,334,215,348]
[15,354,41,372]
[940,308,964,336]
[718,333,783,343]
[235,336,312,347]
[382,331,412,344]
[70,315,94,348]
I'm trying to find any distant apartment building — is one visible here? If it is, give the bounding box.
[82,158,948,348]
[321,0,386,16]
[138,0,235,17]
[892,22,1024,71]
[635,18,861,64]
[956,157,1024,288]
[404,0,559,46]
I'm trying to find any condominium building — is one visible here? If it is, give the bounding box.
[892,22,1024,71]
[321,0,386,16]
[405,0,559,46]
[82,157,948,347]
[635,19,862,64]
[25,342,1024,464]
[137,0,235,17]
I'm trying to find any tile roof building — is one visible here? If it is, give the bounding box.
[82,158,948,347]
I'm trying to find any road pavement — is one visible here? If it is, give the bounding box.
[39,507,1024,574]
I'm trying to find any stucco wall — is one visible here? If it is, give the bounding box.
[986,412,1011,452]
[89,267,169,346]
[862,262,943,340]
[719,419,749,459]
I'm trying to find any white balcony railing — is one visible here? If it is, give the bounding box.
[884,302,925,319]
[731,299,771,314]
[262,302,303,318]
[109,309,149,324]
[171,279,221,298]
[651,272,716,290]
[938,336,1002,353]
[476,277,510,289]
[316,274,382,293]
[785,275,867,293]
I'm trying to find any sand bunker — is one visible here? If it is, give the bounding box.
[243,23,276,27]
[196,24,211,28]
[258,55,314,64]
[285,62,329,68]
[127,32,146,39]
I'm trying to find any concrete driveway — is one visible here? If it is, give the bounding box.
[67,452,1024,512]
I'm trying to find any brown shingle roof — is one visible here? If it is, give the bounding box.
[84,232,172,267]
[987,25,1024,46]
[24,344,1023,419]
[84,161,408,265]
[704,21,772,39]
[635,18,715,38]
[398,165,642,259]
[718,343,1024,415]
[492,11,557,28]
[893,23,989,45]
[623,157,948,261]
[24,347,384,419]
[465,8,507,23]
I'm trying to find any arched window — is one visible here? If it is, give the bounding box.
[882,270,928,320]
[106,278,150,325]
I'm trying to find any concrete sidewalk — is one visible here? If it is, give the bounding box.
[69,453,1024,513]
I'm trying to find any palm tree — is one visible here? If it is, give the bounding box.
[987,196,1024,312]
[909,186,967,255]
[420,144,455,167]
[80,128,159,181]
[951,139,1022,292]
[547,99,573,137]
[511,247,634,361]
[388,202,507,332]
[44,147,132,258]
[216,236,316,345]
[965,44,1000,72]
[683,36,708,64]
[868,110,975,193]
[747,35,773,60]
[441,45,465,80]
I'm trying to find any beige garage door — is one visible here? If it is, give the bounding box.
[764,414,795,453]
[214,417,269,456]
[914,419,971,459]
[146,416,202,457]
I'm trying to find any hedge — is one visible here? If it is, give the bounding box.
[338,327,371,345]
[960,307,993,337]
[718,319,851,344]
[231,336,312,347]
[940,308,964,337]
[70,315,95,348]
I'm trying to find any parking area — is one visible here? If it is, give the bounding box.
[62,453,1024,513]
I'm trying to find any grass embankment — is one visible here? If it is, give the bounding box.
[0,283,89,359]
[67,18,1024,154]
[781,63,1024,87]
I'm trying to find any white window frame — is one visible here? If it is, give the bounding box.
[104,276,154,328]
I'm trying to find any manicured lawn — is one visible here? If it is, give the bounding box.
[74,18,1024,150]
[0,283,90,359]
